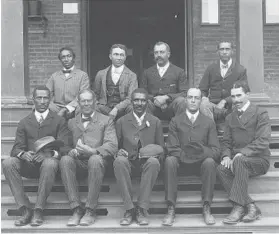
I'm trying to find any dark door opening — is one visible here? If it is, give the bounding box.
[88,0,185,85]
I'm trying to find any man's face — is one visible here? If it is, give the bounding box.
[154,44,170,67]
[132,93,148,117]
[186,88,202,113]
[78,92,95,116]
[231,87,249,109]
[33,90,50,113]
[218,42,233,63]
[60,50,75,69]
[109,47,126,67]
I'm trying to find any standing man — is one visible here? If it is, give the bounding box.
[114,88,165,226]
[2,86,71,227]
[199,41,247,124]
[217,81,270,224]
[163,88,220,226]
[94,44,138,120]
[46,47,90,119]
[141,41,188,120]
[59,89,118,226]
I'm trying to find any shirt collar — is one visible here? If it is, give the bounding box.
[133,111,146,125]
[63,65,75,71]
[238,100,250,112]
[34,109,49,120]
[157,61,170,71]
[81,112,95,119]
[111,64,124,74]
[186,109,199,120]
[220,59,232,68]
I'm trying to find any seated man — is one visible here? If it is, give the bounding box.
[217,81,270,224]
[46,47,90,119]
[199,41,247,131]
[141,41,188,120]
[2,86,71,227]
[94,44,138,120]
[59,89,118,226]
[114,88,165,226]
[163,88,220,226]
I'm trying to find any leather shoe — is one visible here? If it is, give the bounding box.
[135,206,149,225]
[242,203,261,222]
[120,208,134,226]
[67,206,84,226]
[203,203,215,225]
[14,206,32,226]
[162,204,175,226]
[223,204,245,224]
[30,209,44,226]
[79,208,97,226]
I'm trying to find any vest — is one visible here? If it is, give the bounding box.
[106,67,121,108]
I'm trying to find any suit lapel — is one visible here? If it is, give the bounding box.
[192,113,203,127]
[150,65,161,80]
[213,61,222,79]
[224,59,236,79]
[27,112,40,127]
[126,112,140,129]
[118,66,129,93]
[40,111,54,127]
[76,113,85,132]
[239,104,257,126]
[102,66,110,100]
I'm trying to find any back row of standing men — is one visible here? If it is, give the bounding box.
[2,41,270,227]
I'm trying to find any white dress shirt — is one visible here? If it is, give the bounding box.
[157,61,170,78]
[133,112,146,126]
[186,109,199,124]
[81,112,95,128]
[111,65,124,85]
[220,59,232,78]
[34,109,49,123]
[63,65,75,78]
[238,100,250,113]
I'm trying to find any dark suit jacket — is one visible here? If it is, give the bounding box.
[116,112,164,160]
[199,60,247,106]
[166,112,220,163]
[94,65,138,112]
[46,68,90,111]
[141,63,188,102]
[11,110,72,157]
[221,103,271,161]
[68,111,118,158]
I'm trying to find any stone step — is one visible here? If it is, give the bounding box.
[1,105,33,122]
[2,215,279,234]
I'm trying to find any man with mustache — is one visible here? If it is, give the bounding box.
[163,88,220,226]
[217,81,270,224]
[94,44,138,120]
[2,86,71,226]
[46,47,90,119]
[199,42,247,132]
[141,41,188,120]
[114,88,164,226]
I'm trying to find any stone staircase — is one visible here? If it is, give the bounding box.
[1,103,279,233]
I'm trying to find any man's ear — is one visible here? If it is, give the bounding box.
[109,54,112,60]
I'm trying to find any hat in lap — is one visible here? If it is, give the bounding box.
[139,144,164,158]
[34,136,64,153]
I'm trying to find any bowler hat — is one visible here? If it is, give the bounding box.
[139,144,164,158]
[34,136,64,153]
[182,141,205,161]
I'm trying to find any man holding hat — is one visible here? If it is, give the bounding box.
[2,85,71,227]
[163,88,220,226]
[113,88,164,226]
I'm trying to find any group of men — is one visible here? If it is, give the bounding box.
[2,41,270,227]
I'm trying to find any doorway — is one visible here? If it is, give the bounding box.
[87,0,186,85]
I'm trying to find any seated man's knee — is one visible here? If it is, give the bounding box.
[113,156,129,169]
[202,158,216,168]
[2,157,20,170]
[146,157,160,168]
[232,155,246,166]
[165,156,178,167]
[59,155,75,168]
[41,157,59,170]
[88,155,104,169]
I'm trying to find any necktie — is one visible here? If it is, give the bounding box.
[62,70,71,74]
[222,64,228,69]
[38,115,44,125]
[237,110,244,117]
[81,117,92,123]
[190,115,195,124]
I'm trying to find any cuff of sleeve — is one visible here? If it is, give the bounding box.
[17,151,24,159]
[96,147,106,157]
[65,105,75,113]
[52,150,59,158]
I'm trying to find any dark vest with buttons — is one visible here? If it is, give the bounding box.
[106,67,121,108]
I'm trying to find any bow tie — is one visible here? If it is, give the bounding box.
[221,64,228,69]
[237,110,244,117]
[81,117,92,123]
[62,70,71,74]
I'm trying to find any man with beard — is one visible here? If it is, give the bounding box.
[163,88,220,226]
[114,88,165,226]
[141,41,188,120]
[46,47,90,119]
[59,89,117,226]
[2,86,71,226]
[217,81,270,224]
[94,44,138,120]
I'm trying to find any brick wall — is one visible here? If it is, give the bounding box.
[192,0,237,86]
[28,0,82,92]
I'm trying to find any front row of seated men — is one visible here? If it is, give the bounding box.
[2,81,270,227]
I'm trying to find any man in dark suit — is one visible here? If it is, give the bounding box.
[59,89,118,226]
[199,42,247,127]
[2,86,71,226]
[163,88,220,226]
[141,41,188,120]
[114,88,165,226]
[46,47,90,119]
[217,81,270,224]
[94,44,138,120]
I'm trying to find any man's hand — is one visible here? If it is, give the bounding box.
[68,149,79,158]
[221,156,232,170]
[202,96,210,103]
[76,139,97,156]
[57,107,67,117]
[154,95,169,106]
[216,99,226,109]
[21,151,35,162]
[109,107,118,119]
[161,103,168,110]
[116,149,129,158]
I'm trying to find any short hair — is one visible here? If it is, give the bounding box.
[58,47,76,60]
[154,41,171,53]
[217,41,233,50]
[131,88,148,100]
[77,89,96,102]
[187,88,202,98]
[109,44,128,56]
[232,80,251,93]
[32,86,50,98]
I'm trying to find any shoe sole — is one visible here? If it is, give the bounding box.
[242,214,261,223]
